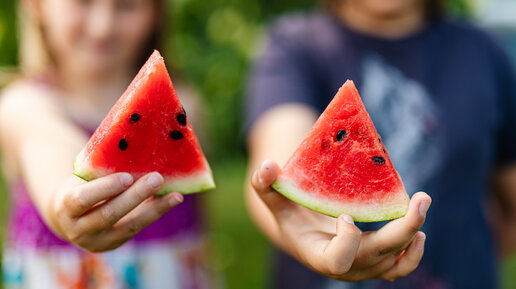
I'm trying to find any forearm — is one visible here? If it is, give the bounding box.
[18,130,87,238]
[1,85,184,252]
[0,90,88,237]
[245,103,318,251]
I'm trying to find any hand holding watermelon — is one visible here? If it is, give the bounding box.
[61,50,214,251]
[251,160,431,281]
[247,80,431,281]
[51,172,183,252]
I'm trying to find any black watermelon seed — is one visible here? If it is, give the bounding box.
[119,139,128,151]
[130,113,141,124]
[336,130,347,141]
[383,148,386,153]
[378,138,381,143]
[176,113,187,126]
[169,130,184,140]
[372,156,385,165]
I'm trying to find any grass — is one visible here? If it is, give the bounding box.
[203,155,271,289]
[502,254,516,289]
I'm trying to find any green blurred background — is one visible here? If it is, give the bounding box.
[1,0,516,288]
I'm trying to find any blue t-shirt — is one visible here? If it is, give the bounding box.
[246,11,516,289]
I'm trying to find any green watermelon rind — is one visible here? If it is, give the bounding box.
[271,177,409,222]
[73,151,216,195]
[157,171,215,195]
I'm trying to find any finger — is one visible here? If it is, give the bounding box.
[78,172,164,231]
[320,214,362,276]
[347,241,408,281]
[111,192,184,240]
[251,160,280,192]
[359,192,431,259]
[251,160,297,218]
[66,173,134,217]
[379,231,426,281]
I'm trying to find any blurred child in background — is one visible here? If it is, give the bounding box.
[0,0,213,288]
[246,0,516,288]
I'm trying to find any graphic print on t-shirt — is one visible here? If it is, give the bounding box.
[321,53,447,289]
[359,54,442,195]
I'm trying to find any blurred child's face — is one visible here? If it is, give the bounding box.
[345,0,423,18]
[38,0,157,77]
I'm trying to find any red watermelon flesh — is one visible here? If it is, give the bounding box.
[271,80,408,222]
[74,50,215,194]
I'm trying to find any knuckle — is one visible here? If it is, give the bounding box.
[405,219,422,235]
[378,246,395,256]
[378,243,405,257]
[393,249,405,258]
[133,187,151,201]
[67,229,86,246]
[346,227,362,241]
[156,201,171,216]
[66,189,86,211]
[101,205,117,225]
[54,202,68,219]
[127,221,143,236]
[67,231,81,244]
[107,175,123,189]
[407,224,421,235]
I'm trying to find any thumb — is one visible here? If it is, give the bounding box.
[251,160,296,218]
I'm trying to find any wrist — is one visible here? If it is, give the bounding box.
[42,182,71,241]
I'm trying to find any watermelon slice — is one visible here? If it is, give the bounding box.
[73,50,215,195]
[271,80,408,222]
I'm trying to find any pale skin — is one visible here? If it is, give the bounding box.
[0,0,184,252]
[245,0,435,281]
[247,104,431,281]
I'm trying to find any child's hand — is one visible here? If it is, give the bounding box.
[251,160,431,282]
[51,172,183,252]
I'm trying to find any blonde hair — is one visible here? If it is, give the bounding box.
[18,1,53,77]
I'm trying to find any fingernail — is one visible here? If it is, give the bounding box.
[170,193,183,206]
[259,160,271,183]
[257,167,264,183]
[147,172,163,189]
[416,234,426,251]
[419,201,430,217]
[120,173,134,186]
[340,214,354,225]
